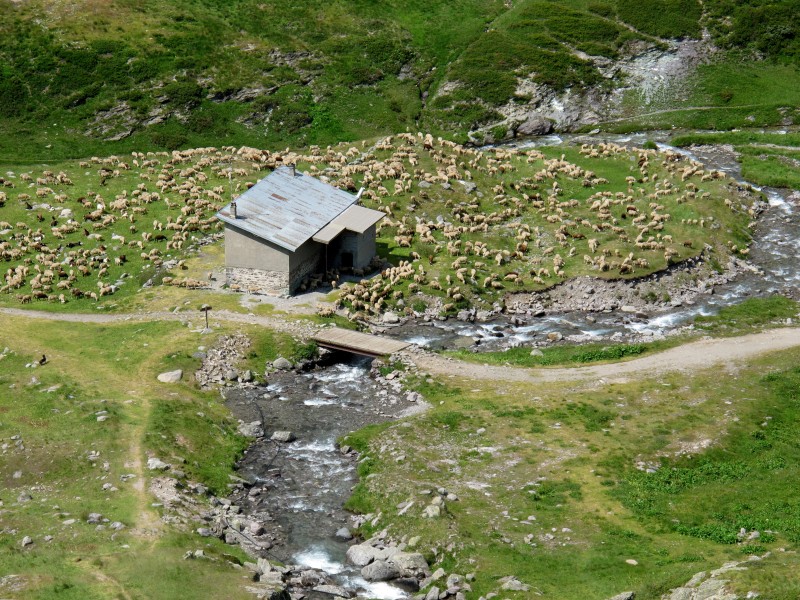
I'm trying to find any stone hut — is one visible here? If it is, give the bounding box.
[216,165,384,294]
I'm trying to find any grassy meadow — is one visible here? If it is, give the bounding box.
[0,312,326,599]
[0,316,254,598]
[341,346,800,599]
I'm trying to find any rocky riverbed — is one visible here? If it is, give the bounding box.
[188,340,432,598]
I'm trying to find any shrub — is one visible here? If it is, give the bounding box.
[163,80,204,107]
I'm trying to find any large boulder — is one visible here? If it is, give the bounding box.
[361,560,401,582]
[157,370,182,383]
[516,115,554,136]
[313,585,351,598]
[272,357,292,370]
[238,421,264,438]
[270,431,296,443]
[424,587,440,600]
[388,552,430,577]
[346,544,380,567]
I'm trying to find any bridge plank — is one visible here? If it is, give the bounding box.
[312,327,409,357]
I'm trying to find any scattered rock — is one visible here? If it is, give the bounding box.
[388,552,429,576]
[499,576,530,592]
[361,560,401,582]
[382,312,401,324]
[270,431,296,443]
[346,544,380,567]
[20,536,33,547]
[424,586,440,600]
[238,421,264,438]
[312,584,351,598]
[146,458,170,471]
[334,527,353,541]
[157,370,183,383]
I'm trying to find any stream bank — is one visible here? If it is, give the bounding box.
[218,351,428,599]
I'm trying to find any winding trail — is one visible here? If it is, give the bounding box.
[3,307,798,382]
[404,327,800,383]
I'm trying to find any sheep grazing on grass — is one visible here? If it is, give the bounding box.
[0,136,747,309]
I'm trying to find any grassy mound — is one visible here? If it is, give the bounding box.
[0,137,755,313]
[331,136,755,315]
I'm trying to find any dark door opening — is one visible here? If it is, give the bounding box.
[341,252,354,269]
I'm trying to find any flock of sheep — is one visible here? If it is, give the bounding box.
[0,133,752,310]
[331,135,751,315]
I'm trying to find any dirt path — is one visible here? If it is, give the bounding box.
[0,307,319,336]
[403,327,800,383]
[598,103,772,125]
[125,395,164,541]
[3,307,798,382]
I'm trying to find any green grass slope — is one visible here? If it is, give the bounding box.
[0,316,254,599]
[1,0,799,161]
[342,347,800,599]
[671,131,800,189]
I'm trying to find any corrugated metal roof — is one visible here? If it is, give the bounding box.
[216,166,360,251]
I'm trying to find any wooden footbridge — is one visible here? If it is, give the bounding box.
[312,327,410,358]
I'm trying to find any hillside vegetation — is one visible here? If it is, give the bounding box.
[1,0,799,161]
